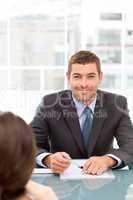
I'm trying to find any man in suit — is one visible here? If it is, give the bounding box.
[31,50,133,175]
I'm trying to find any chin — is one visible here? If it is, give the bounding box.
[81,94,95,102]
[78,95,89,102]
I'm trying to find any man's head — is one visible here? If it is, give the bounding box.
[67,50,103,104]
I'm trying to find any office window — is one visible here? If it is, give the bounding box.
[127,75,133,89]
[55,52,65,66]
[0,22,7,66]
[10,70,40,90]
[10,15,65,66]
[0,0,133,122]
[124,30,133,64]
[100,13,122,21]
[0,70,8,89]
[88,29,121,64]
[44,69,65,90]
[101,74,121,89]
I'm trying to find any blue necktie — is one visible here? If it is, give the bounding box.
[82,107,92,148]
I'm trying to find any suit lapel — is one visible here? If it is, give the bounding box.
[59,90,108,157]
[60,91,86,155]
[87,90,108,156]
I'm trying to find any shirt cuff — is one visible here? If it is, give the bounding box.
[106,154,122,168]
[36,152,51,168]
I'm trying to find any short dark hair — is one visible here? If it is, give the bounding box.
[68,50,101,74]
[0,112,36,200]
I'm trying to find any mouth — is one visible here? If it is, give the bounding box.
[78,91,96,98]
[78,89,90,92]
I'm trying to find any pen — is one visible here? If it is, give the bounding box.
[78,166,83,169]
[72,162,84,169]
[78,166,86,174]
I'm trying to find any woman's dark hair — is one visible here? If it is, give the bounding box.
[0,112,36,200]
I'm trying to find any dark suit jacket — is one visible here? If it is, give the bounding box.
[31,90,133,165]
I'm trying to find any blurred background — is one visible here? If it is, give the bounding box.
[0,0,133,122]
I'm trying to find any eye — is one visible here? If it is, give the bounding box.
[73,75,81,79]
[87,74,95,78]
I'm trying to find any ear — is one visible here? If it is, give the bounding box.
[66,72,70,81]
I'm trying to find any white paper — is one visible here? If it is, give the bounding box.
[33,168,53,174]
[60,160,115,180]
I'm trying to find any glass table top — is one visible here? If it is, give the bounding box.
[32,169,133,200]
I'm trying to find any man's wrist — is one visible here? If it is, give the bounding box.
[104,156,117,167]
[43,154,52,168]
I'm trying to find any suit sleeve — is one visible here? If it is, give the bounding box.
[30,98,50,155]
[108,96,133,166]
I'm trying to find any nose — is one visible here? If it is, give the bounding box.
[80,78,88,89]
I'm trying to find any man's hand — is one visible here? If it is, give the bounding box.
[43,152,71,174]
[83,156,117,175]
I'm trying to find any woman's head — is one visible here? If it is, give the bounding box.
[0,112,36,199]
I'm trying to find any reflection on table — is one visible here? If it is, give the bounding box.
[32,169,133,200]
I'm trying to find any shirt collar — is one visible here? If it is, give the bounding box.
[72,94,97,117]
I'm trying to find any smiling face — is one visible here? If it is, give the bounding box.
[67,63,103,105]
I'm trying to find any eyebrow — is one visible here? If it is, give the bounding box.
[72,72,96,75]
